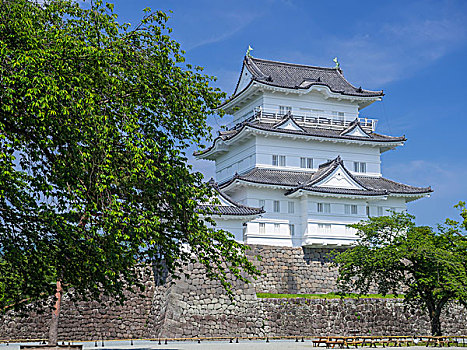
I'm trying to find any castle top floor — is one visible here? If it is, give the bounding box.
[220,56,384,130]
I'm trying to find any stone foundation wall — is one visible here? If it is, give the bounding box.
[156,264,467,338]
[0,271,157,340]
[1,245,466,340]
[246,245,344,294]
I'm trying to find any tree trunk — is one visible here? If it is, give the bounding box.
[48,281,63,345]
[430,308,442,336]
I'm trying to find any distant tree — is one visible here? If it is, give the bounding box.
[334,207,467,336]
[0,0,258,344]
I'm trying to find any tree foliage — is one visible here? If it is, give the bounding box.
[0,0,258,317]
[334,207,467,335]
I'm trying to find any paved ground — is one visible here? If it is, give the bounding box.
[1,340,467,350]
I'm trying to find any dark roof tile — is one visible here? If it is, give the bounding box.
[239,56,383,97]
[200,181,264,216]
[220,166,432,196]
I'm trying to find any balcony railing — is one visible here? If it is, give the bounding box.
[237,107,377,132]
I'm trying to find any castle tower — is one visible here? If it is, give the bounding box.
[196,56,432,247]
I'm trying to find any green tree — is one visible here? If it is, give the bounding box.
[333,208,467,335]
[0,0,258,344]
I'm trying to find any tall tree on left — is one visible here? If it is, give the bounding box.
[0,0,259,344]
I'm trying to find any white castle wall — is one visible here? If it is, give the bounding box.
[222,185,407,247]
[215,137,256,183]
[215,135,383,184]
[255,135,382,175]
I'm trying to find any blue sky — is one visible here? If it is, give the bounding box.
[107,0,467,227]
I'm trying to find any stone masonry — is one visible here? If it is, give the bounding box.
[1,245,466,340]
[246,245,345,294]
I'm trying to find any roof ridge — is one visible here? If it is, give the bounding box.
[250,56,337,71]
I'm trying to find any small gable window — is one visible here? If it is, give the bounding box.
[288,201,295,214]
[345,204,358,215]
[279,155,286,166]
[289,224,295,236]
[318,223,331,233]
[273,155,286,166]
[279,105,292,115]
[274,223,281,234]
[377,206,383,216]
[353,161,366,173]
[273,200,280,213]
[317,203,331,213]
[300,157,313,169]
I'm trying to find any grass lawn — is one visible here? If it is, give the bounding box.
[256,292,402,299]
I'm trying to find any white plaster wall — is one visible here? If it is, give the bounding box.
[231,95,264,126]
[217,183,409,247]
[226,186,300,247]
[215,137,256,183]
[212,218,246,242]
[261,91,360,119]
[367,197,407,216]
[255,135,382,175]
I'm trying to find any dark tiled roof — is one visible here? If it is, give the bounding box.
[220,168,313,188]
[356,176,432,194]
[220,164,432,196]
[194,118,405,157]
[198,204,264,216]
[199,181,264,217]
[238,56,383,97]
[239,119,404,142]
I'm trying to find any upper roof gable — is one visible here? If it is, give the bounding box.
[305,156,367,191]
[314,163,366,190]
[273,116,305,132]
[340,119,371,138]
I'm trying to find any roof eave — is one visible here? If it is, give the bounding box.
[286,189,388,200]
[220,178,294,192]
[201,213,262,220]
[217,81,382,114]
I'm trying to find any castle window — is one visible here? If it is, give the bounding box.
[289,224,295,236]
[318,223,331,233]
[273,200,280,212]
[259,199,265,208]
[300,157,313,169]
[377,206,383,216]
[259,223,265,234]
[288,201,295,214]
[353,161,367,173]
[272,155,286,166]
[279,105,292,115]
[317,203,331,213]
[366,206,370,217]
[279,155,286,166]
[345,204,358,215]
[274,223,280,234]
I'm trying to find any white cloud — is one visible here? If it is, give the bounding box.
[181,11,260,52]
[384,160,467,199]
[282,5,467,88]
